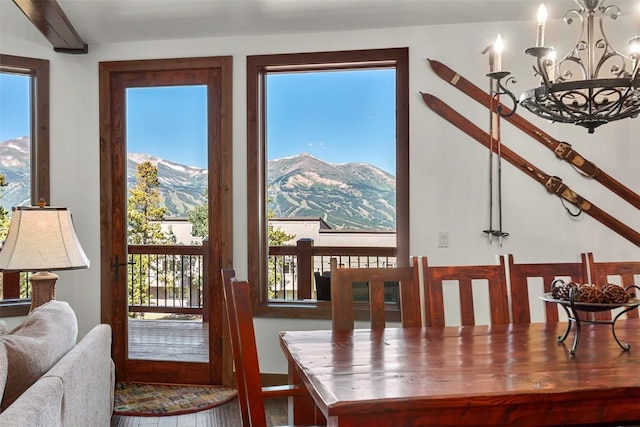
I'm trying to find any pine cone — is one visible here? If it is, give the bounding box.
[601,284,629,304]
[576,284,604,303]
[552,280,578,301]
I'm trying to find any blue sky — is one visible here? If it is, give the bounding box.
[0,73,30,141]
[126,85,208,168]
[266,69,396,174]
[1,68,397,174]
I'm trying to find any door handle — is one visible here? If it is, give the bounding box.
[113,254,135,283]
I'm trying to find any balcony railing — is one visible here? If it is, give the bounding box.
[1,239,396,318]
[127,244,208,318]
[268,238,396,301]
[123,239,395,314]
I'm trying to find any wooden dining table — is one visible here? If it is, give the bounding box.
[279,319,640,426]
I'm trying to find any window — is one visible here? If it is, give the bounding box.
[0,54,50,317]
[247,48,409,317]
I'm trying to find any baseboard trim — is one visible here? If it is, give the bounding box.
[261,373,288,386]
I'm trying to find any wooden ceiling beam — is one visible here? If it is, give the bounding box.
[12,0,88,54]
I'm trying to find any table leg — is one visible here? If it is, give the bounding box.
[288,359,321,425]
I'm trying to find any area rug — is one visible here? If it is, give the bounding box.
[113,382,237,417]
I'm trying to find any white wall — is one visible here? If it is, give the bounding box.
[1,3,639,373]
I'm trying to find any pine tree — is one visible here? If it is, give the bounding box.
[127,161,175,245]
[188,189,208,240]
[0,173,9,241]
[127,162,175,315]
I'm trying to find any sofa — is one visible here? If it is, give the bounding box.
[0,300,115,426]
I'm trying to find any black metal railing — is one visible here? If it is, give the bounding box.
[123,239,396,313]
[268,239,396,300]
[127,244,206,316]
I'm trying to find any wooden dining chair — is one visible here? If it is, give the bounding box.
[421,256,509,327]
[585,252,640,320]
[221,269,324,427]
[329,257,422,331]
[505,253,588,323]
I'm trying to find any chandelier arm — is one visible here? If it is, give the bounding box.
[520,0,639,132]
[494,76,518,118]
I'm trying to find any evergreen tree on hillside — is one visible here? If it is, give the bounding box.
[127,162,175,315]
[188,189,208,241]
[127,161,175,245]
[0,173,9,241]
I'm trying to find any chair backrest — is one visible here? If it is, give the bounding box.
[586,252,640,320]
[221,269,267,427]
[506,253,588,323]
[329,257,422,331]
[421,256,509,327]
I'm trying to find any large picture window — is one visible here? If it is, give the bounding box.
[247,48,409,317]
[0,54,50,317]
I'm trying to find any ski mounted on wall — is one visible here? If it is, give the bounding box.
[421,93,640,248]
[427,59,640,211]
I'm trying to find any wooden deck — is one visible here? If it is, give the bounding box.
[127,319,208,363]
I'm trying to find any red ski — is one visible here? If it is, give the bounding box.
[428,59,640,211]
[421,92,640,247]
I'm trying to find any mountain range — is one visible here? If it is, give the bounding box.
[0,138,396,230]
[0,137,31,210]
[267,153,395,230]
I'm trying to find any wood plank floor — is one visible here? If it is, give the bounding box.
[111,397,287,427]
[128,319,208,362]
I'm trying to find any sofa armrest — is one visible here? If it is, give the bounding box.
[44,324,115,427]
[0,376,63,427]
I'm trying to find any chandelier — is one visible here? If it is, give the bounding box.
[518,1,640,133]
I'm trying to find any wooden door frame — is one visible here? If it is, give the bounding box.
[98,56,233,385]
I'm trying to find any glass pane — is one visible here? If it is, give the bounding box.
[125,85,209,362]
[0,72,32,215]
[0,72,32,300]
[265,68,397,301]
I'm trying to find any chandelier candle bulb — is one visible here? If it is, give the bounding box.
[494,34,503,72]
[537,4,547,47]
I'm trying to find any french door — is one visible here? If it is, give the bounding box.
[99,57,232,385]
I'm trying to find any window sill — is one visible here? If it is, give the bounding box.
[254,299,401,322]
[0,299,30,318]
[254,300,333,319]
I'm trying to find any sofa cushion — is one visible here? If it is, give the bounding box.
[0,344,6,410]
[45,324,115,427]
[0,300,77,411]
[0,376,64,427]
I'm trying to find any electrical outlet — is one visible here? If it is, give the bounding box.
[437,231,448,248]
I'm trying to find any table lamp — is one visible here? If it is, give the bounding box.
[0,204,89,311]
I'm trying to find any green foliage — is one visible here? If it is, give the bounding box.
[267,208,295,299]
[0,173,9,241]
[127,162,176,316]
[188,189,208,240]
[127,162,174,245]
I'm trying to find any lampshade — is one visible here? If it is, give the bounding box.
[0,206,89,272]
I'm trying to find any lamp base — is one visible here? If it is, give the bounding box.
[29,271,59,311]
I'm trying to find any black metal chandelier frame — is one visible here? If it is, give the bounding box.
[510,0,640,133]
